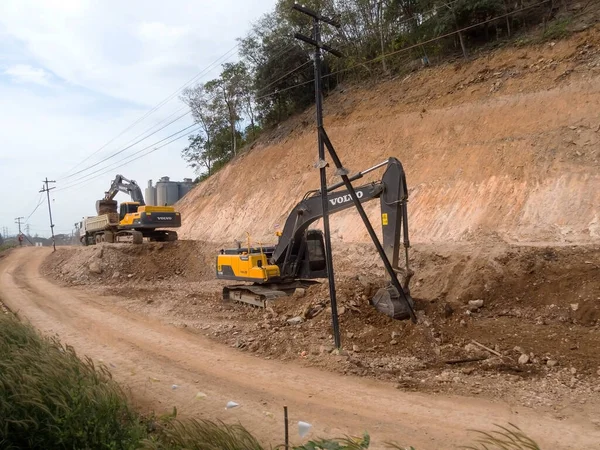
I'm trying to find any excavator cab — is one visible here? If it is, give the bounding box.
[119,202,141,222]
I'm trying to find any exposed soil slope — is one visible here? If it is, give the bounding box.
[176,27,600,246]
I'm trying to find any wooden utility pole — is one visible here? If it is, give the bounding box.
[292,4,417,343]
[40,178,56,252]
[14,217,24,246]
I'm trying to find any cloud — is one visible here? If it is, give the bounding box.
[0,0,275,235]
[136,22,191,42]
[3,64,53,86]
[0,0,275,106]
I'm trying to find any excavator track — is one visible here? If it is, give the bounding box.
[223,281,320,308]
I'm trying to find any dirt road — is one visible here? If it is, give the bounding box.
[1,248,598,449]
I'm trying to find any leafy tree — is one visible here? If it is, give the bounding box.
[181,0,562,179]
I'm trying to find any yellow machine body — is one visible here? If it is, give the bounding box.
[217,251,281,282]
[118,202,181,227]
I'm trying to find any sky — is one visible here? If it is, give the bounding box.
[0,0,275,238]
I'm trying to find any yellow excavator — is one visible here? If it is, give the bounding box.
[81,174,181,245]
[216,157,415,320]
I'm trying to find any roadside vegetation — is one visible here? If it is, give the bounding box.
[0,311,541,449]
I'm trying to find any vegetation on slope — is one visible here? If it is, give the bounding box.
[179,0,578,181]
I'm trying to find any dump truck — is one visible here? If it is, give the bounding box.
[79,174,181,245]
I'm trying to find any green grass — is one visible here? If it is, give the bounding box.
[0,312,147,449]
[0,311,542,449]
[541,18,572,42]
[0,242,16,253]
[141,418,265,450]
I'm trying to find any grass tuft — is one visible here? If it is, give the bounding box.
[0,312,147,449]
[142,418,266,450]
[460,423,541,450]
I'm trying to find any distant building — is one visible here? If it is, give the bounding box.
[145,177,194,206]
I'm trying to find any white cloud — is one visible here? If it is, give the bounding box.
[0,0,277,234]
[136,22,191,42]
[0,0,275,105]
[4,64,52,86]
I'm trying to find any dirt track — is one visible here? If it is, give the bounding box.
[1,247,599,449]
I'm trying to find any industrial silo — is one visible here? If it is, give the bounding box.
[156,176,179,206]
[145,180,157,206]
[178,178,194,199]
[156,177,168,206]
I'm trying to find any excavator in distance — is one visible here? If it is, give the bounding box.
[79,174,181,245]
[216,157,415,320]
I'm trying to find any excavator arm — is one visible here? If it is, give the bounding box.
[104,175,145,205]
[272,157,411,288]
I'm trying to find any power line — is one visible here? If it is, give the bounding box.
[60,110,192,180]
[59,42,242,180]
[57,41,301,184]
[55,124,200,193]
[257,0,550,101]
[24,193,45,222]
[59,122,198,188]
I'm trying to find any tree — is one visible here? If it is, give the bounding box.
[180,0,557,179]
[204,62,251,156]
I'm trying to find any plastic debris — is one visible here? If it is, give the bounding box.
[171,384,179,390]
[226,401,239,409]
[298,421,312,438]
[195,392,207,399]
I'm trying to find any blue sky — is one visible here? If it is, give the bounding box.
[0,0,275,237]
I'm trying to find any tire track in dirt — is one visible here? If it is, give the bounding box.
[1,247,599,450]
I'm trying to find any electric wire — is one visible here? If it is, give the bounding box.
[59,42,299,182]
[58,43,241,179]
[256,0,551,101]
[55,124,201,193]
[62,110,192,180]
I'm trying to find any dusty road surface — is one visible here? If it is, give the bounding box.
[1,247,599,450]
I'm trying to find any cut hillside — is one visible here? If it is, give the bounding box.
[175,26,600,246]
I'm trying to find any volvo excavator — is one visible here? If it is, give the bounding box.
[80,174,181,245]
[216,157,415,320]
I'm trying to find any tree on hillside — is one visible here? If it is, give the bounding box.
[205,62,253,156]
[181,83,231,178]
[181,0,566,179]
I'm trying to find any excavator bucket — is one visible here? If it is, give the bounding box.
[96,199,118,215]
[371,284,414,320]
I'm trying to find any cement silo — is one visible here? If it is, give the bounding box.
[156,176,179,206]
[178,178,194,199]
[144,180,157,206]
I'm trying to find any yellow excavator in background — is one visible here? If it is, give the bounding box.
[216,157,415,320]
[80,174,181,245]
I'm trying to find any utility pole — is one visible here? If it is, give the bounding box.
[40,178,57,252]
[292,4,416,343]
[293,3,344,349]
[15,217,24,246]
